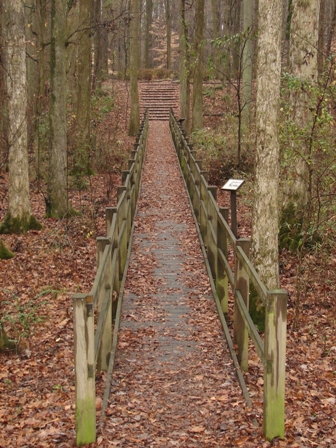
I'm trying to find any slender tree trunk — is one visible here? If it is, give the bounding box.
[66,0,79,108]
[191,0,204,132]
[1,0,40,233]
[75,0,92,173]
[144,0,153,68]
[318,0,326,75]
[35,0,47,190]
[242,0,253,127]
[93,0,103,90]
[180,0,191,131]
[211,0,220,73]
[326,0,336,57]
[129,0,140,136]
[0,0,8,166]
[252,0,283,290]
[286,0,320,209]
[47,0,68,218]
[165,0,172,70]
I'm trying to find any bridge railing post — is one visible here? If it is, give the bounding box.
[234,239,251,371]
[263,289,287,440]
[96,237,112,372]
[217,207,229,313]
[73,294,96,446]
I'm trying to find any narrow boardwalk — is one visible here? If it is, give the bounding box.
[103,122,259,446]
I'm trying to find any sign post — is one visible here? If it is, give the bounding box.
[221,179,244,238]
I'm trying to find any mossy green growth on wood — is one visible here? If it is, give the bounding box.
[279,203,321,251]
[0,239,14,259]
[0,326,16,351]
[249,282,265,332]
[0,214,42,235]
[76,397,96,445]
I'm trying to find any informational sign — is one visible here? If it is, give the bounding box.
[221,179,245,191]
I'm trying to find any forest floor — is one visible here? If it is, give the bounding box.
[0,80,335,447]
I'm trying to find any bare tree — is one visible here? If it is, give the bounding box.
[191,0,204,132]
[47,0,68,218]
[129,0,140,136]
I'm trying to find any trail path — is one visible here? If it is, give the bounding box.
[102,122,262,447]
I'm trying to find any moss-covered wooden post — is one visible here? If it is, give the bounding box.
[234,239,250,371]
[73,294,96,445]
[207,186,217,279]
[96,237,111,372]
[263,290,287,440]
[217,207,229,313]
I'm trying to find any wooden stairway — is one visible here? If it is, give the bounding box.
[139,80,180,121]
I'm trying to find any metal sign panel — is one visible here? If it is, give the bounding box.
[221,179,245,191]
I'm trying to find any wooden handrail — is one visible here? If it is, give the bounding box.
[169,109,288,441]
[73,110,149,446]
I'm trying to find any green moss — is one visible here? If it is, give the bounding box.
[76,397,96,445]
[0,326,16,351]
[279,203,321,251]
[0,240,14,259]
[249,282,265,332]
[45,199,78,219]
[0,214,42,235]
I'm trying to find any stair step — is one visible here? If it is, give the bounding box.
[139,81,180,120]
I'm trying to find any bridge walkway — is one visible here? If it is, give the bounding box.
[102,121,258,446]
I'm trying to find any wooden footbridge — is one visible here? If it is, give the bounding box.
[73,83,288,446]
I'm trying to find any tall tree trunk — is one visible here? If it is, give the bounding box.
[0,0,8,167]
[179,0,191,131]
[252,0,283,290]
[67,0,79,108]
[242,0,253,127]
[191,0,204,132]
[93,0,105,90]
[211,0,220,73]
[75,0,92,173]
[286,0,320,210]
[1,0,40,234]
[326,0,336,58]
[47,0,68,218]
[35,0,48,189]
[129,0,140,136]
[165,0,172,70]
[318,0,326,76]
[144,0,153,68]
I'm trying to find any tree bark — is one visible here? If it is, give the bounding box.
[326,0,336,58]
[211,0,220,73]
[129,0,140,136]
[318,0,326,75]
[165,0,172,70]
[179,0,191,131]
[252,0,283,290]
[144,0,153,68]
[287,0,320,209]
[47,0,68,218]
[1,0,40,233]
[0,0,8,166]
[75,0,92,173]
[242,0,253,127]
[191,0,204,132]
